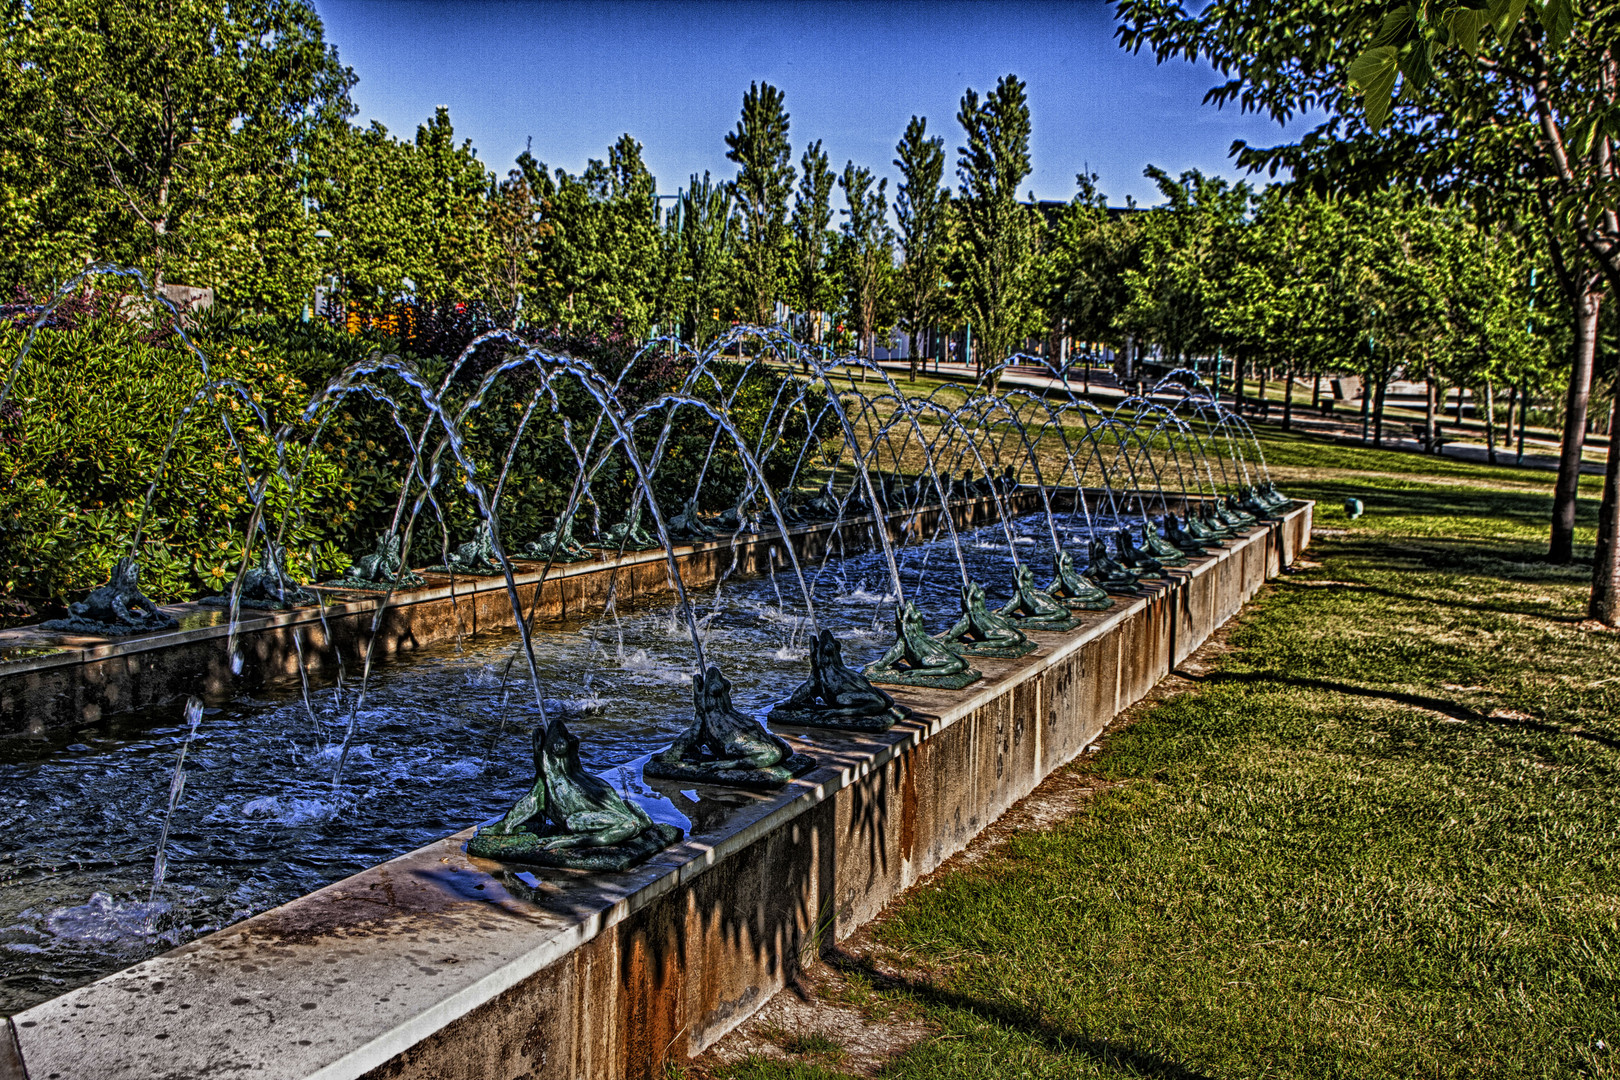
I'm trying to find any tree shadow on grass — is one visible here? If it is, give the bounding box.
[1179,669,1619,752]
[820,949,1217,1080]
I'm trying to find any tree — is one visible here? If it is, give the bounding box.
[665,172,737,347]
[788,140,837,346]
[894,116,951,380]
[952,74,1040,384]
[1044,173,1140,369]
[524,135,663,336]
[318,108,492,310]
[724,82,795,328]
[1113,0,1620,591]
[837,162,894,358]
[13,0,354,305]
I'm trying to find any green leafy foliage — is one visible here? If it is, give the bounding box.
[0,315,347,610]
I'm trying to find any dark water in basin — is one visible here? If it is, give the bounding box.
[0,511,1135,1014]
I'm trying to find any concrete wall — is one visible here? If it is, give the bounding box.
[4,503,1309,1080]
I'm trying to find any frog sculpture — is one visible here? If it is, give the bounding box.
[937,581,1036,658]
[666,497,716,541]
[1139,522,1190,566]
[43,556,177,636]
[325,532,426,590]
[522,511,592,563]
[769,629,907,731]
[597,503,661,551]
[996,563,1080,631]
[203,542,320,609]
[429,522,507,574]
[1160,514,1208,556]
[1047,551,1114,610]
[1085,538,1144,594]
[467,716,682,872]
[1113,527,1169,577]
[645,666,817,790]
[864,601,982,689]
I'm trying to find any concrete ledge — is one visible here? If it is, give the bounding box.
[7,504,1310,1080]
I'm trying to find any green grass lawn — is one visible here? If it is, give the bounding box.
[708,431,1620,1080]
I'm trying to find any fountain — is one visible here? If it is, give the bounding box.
[0,271,1300,1044]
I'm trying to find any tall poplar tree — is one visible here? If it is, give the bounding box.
[894,116,951,380]
[952,74,1039,384]
[789,140,837,346]
[724,82,795,327]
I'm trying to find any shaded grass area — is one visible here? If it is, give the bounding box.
[708,435,1620,1080]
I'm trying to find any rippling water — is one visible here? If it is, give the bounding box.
[0,510,1133,1014]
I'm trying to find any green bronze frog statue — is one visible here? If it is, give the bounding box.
[997,564,1080,631]
[1113,528,1169,577]
[1048,551,1114,610]
[430,522,508,574]
[938,581,1036,658]
[1139,522,1190,566]
[467,716,682,872]
[597,502,661,551]
[522,511,592,562]
[203,541,320,609]
[1085,538,1144,595]
[769,629,907,731]
[865,601,982,689]
[1161,514,1208,555]
[325,532,426,590]
[667,497,716,541]
[43,556,178,636]
[645,666,817,790]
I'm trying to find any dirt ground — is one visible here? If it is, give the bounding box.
[679,584,1278,1077]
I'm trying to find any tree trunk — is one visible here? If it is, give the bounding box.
[1361,362,1374,442]
[1519,383,1529,463]
[1234,353,1246,415]
[1589,394,1620,625]
[1311,370,1322,410]
[1424,366,1438,453]
[1550,285,1603,563]
[1373,362,1389,447]
[1503,384,1517,460]
[1282,362,1296,431]
[1454,384,1465,423]
[1485,380,1498,466]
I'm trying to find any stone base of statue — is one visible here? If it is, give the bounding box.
[768,629,908,731]
[644,666,817,791]
[469,820,683,872]
[864,601,983,689]
[467,715,683,872]
[997,564,1081,631]
[43,556,179,636]
[936,582,1036,659]
[202,542,321,609]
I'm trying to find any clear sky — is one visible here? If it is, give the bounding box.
[313,0,1319,209]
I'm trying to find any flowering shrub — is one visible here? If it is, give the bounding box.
[0,317,348,615]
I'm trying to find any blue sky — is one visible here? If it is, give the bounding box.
[314,0,1321,208]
